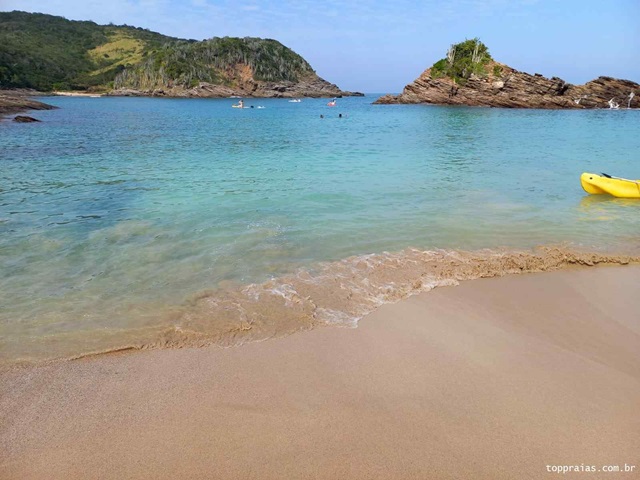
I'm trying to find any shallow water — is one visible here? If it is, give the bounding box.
[1,95,639,364]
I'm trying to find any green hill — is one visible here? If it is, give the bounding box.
[0,11,330,94]
[0,11,175,90]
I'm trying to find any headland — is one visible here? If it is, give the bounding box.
[375,39,639,109]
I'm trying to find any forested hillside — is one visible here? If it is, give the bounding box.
[0,11,343,96]
[114,37,315,90]
[0,11,175,90]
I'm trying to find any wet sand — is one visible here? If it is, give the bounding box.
[1,265,639,479]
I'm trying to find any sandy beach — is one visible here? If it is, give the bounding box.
[52,91,103,97]
[1,265,638,479]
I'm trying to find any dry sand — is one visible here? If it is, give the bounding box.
[1,265,639,479]
[52,91,103,97]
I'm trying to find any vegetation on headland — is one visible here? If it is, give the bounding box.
[114,37,315,90]
[430,38,493,84]
[0,11,318,92]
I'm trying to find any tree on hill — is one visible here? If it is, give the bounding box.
[430,38,492,84]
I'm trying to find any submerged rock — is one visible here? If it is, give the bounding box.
[13,115,41,122]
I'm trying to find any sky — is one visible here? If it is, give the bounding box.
[1,0,638,93]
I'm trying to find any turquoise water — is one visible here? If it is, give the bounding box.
[1,95,639,363]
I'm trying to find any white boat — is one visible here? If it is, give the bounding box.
[288,99,302,103]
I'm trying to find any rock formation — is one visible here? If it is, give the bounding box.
[0,90,57,119]
[375,62,639,109]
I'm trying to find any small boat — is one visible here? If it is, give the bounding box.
[288,99,301,103]
[327,99,336,107]
[581,172,640,198]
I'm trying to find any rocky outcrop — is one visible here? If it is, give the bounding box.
[13,115,41,122]
[109,74,362,98]
[375,63,639,109]
[0,90,57,118]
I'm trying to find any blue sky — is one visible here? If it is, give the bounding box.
[2,0,638,92]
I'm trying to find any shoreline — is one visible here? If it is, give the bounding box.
[51,91,103,97]
[2,246,638,368]
[1,264,638,479]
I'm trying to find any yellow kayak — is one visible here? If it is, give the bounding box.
[581,172,640,198]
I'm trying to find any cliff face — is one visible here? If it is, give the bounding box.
[375,63,639,109]
[110,72,360,98]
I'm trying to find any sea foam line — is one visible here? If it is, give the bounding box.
[4,245,637,368]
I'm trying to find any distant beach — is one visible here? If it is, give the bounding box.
[52,91,103,97]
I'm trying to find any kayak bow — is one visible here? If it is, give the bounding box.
[580,172,640,198]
